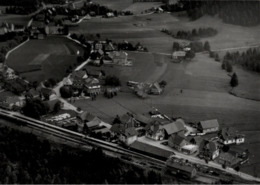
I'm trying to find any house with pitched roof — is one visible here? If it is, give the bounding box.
[108,51,128,65]
[197,119,219,134]
[133,114,153,126]
[145,119,186,141]
[168,133,189,151]
[217,151,241,167]
[120,113,139,127]
[77,111,97,123]
[71,70,88,80]
[218,128,245,145]
[166,158,197,179]
[199,140,219,160]
[149,82,163,95]
[84,77,101,95]
[110,124,138,145]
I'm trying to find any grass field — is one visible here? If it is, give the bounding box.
[0,14,30,26]
[6,36,85,82]
[73,52,260,177]
[92,0,133,11]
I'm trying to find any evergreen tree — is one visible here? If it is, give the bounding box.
[230,72,238,88]
[204,41,211,51]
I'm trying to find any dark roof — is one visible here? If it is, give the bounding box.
[130,141,173,158]
[41,88,55,96]
[110,123,126,134]
[162,121,185,135]
[166,159,196,174]
[133,114,153,125]
[199,140,218,153]
[124,127,138,137]
[87,70,101,77]
[71,70,87,79]
[199,119,219,129]
[168,134,187,146]
[86,117,102,128]
[45,99,60,112]
[78,111,96,122]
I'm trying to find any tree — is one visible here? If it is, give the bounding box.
[215,53,220,61]
[104,75,121,86]
[226,61,233,72]
[230,72,238,88]
[222,145,230,152]
[21,99,49,119]
[235,166,240,172]
[172,42,180,51]
[159,80,167,88]
[53,101,61,113]
[60,86,73,99]
[204,41,211,51]
[0,53,5,63]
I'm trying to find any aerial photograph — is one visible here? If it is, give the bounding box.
[0,0,260,184]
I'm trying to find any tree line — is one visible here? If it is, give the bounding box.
[162,27,217,41]
[222,48,260,73]
[0,126,163,184]
[0,32,29,63]
[162,0,260,27]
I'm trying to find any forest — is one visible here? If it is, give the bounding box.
[162,0,260,26]
[222,48,260,73]
[0,126,163,184]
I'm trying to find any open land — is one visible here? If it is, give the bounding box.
[6,36,85,82]
[74,50,260,176]
[70,14,260,53]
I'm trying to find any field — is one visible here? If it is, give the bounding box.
[92,0,133,11]
[0,14,30,25]
[6,36,85,82]
[71,13,260,54]
[73,52,260,177]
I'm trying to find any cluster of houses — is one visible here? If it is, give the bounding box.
[0,22,25,37]
[88,40,134,67]
[127,81,164,98]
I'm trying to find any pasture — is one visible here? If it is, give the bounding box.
[71,13,260,54]
[75,52,260,176]
[6,36,85,82]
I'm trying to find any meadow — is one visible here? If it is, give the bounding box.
[6,36,85,82]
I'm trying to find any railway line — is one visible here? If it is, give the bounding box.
[0,109,259,183]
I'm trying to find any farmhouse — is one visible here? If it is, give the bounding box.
[110,124,138,145]
[199,140,219,160]
[108,51,128,65]
[133,114,153,126]
[84,78,101,95]
[145,119,185,140]
[71,70,88,80]
[218,128,245,145]
[166,158,197,179]
[217,152,241,167]
[197,119,219,134]
[77,111,97,123]
[172,51,186,62]
[168,133,189,151]
[149,82,163,95]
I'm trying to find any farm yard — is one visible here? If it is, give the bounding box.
[6,36,85,82]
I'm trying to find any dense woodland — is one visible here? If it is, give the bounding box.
[162,27,217,41]
[162,0,260,26]
[222,48,260,73]
[0,126,163,184]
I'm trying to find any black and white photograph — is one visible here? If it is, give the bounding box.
[0,0,259,184]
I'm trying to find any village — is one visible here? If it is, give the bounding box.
[0,0,258,182]
[0,35,249,179]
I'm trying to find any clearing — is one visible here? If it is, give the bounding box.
[6,36,85,82]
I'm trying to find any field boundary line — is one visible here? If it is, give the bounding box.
[5,38,30,59]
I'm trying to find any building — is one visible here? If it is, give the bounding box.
[26,88,40,99]
[145,121,165,140]
[199,140,219,160]
[168,133,189,151]
[166,158,197,179]
[108,51,128,65]
[77,111,97,123]
[172,51,186,62]
[71,70,88,80]
[84,78,101,96]
[133,114,153,126]
[197,119,219,134]
[218,128,245,145]
[86,70,103,79]
[0,96,24,110]
[217,152,241,167]
[110,124,138,145]
[149,82,163,95]
[161,120,185,138]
